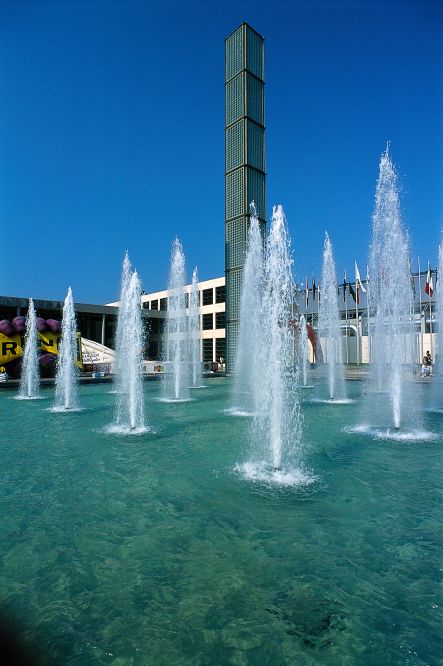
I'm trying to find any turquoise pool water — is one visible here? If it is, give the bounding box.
[1,379,442,665]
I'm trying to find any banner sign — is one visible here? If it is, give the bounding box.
[0,331,83,369]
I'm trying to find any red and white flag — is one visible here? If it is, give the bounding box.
[425,262,434,297]
[355,261,366,305]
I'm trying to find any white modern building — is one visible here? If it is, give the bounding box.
[140,276,226,365]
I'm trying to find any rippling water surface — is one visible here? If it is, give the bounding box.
[1,378,442,665]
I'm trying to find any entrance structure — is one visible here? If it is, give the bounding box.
[225,23,266,371]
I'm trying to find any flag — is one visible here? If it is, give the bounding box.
[425,262,434,297]
[305,276,309,308]
[349,281,357,303]
[343,270,347,302]
[355,261,366,294]
[312,275,316,301]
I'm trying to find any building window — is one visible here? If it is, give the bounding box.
[226,169,245,220]
[227,270,242,320]
[202,313,213,330]
[247,168,265,220]
[203,338,213,362]
[202,288,213,306]
[216,338,226,362]
[226,74,244,126]
[246,26,264,79]
[215,312,225,329]
[160,298,167,311]
[247,121,264,172]
[226,217,245,269]
[246,73,264,125]
[226,120,244,172]
[151,300,158,310]
[226,26,244,81]
[184,293,189,309]
[215,286,226,304]
[142,302,149,309]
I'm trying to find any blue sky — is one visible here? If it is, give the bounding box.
[1,0,442,302]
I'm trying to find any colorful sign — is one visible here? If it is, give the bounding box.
[0,331,83,369]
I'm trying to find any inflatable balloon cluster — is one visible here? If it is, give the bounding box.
[0,316,62,378]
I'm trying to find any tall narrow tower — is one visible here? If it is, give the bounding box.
[225,23,266,372]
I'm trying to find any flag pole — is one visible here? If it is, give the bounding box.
[366,265,370,363]
[428,262,433,363]
[344,270,349,364]
[354,267,360,365]
[418,255,423,362]
[407,256,414,365]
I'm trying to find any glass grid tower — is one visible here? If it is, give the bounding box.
[225,23,266,371]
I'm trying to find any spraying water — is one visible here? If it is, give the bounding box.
[114,252,132,394]
[189,267,201,388]
[231,204,264,415]
[244,205,306,483]
[54,288,79,410]
[318,232,346,400]
[299,314,309,387]
[18,298,40,399]
[162,239,190,401]
[113,265,145,432]
[368,146,417,430]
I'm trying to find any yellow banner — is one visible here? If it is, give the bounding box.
[0,331,83,369]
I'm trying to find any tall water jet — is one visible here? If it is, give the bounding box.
[232,204,264,415]
[18,299,40,399]
[318,232,346,400]
[299,314,309,387]
[189,267,201,388]
[162,238,190,401]
[114,251,132,394]
[54,287,79,411]
[368,146,417,430]
[113,264,145,432]
[250,205,304,477]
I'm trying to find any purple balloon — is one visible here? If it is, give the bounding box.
[39,352,57,367]
[36,317,48,333]
[46,319,61,333]
[12,316,26,333]
[0,320,14,336]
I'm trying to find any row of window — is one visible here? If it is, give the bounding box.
[203,338,227,362]
[143,286,225,311]
[203,312,226,330]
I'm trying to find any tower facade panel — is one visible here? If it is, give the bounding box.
[225,23,266,371]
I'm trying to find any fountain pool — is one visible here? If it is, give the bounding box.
[1,379,441,664]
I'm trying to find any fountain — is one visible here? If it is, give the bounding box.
[231,203,264,415]
[299,314,309,388]
[53,287,79,411]
[189,267,202,388]
[112,254,146,433]
[366,146,419,432]
[18,298,40,399]
[239,205,309,484]
[162,238,190,401]
[318,232,346,401]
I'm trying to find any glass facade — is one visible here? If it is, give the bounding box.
[225,23,265,371]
